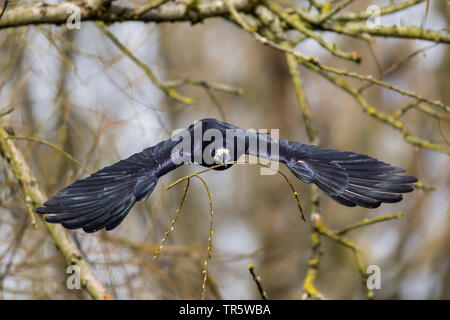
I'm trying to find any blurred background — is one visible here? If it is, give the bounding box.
[0,0,448,299]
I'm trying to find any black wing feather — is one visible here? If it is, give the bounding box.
[36,136,183,232]
[282,143,417,209]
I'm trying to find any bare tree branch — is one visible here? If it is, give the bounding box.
[0,127,109,300]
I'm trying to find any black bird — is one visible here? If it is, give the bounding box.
[36,118,417,233]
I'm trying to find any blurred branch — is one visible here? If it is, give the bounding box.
[313,217,373,299]
[0,0,250,29]
[87,0,113,12]
[101,234,200,257]
[299,59,450,155]
[336,212,403,235]
[257,162,306,221]
[101,233,224,299]
[392,101,419,119]
[285,37,440,299]
[332,0,425,22]
[134,0,171,17]
[323,23,450,44]
[265,1,361,62]
[301,210,324,300]
[165,166,217,299]
[0,107,13,118]
[303,61,450,113]
[247,264,268,300]
[226,2,450,122]
[0,214,28,295]
[393,101,450,123]
[316,0,353,24]
[284,35,407,300]
[307,0,323,12]
[359,43,439,93]
[285,44,324,300]
[2,0,448,52]
[154,179,190,259]
[417,104,450,122]
[97,21,195,104]
[223,0,257,32]
[437,119,450,147]
[167,161,305,221]
[166,164,227,190]
[165,78,244,119]
[193,174,214,301]
[98,19,243,107]
[285,45,319,145]
[6,136,89,174]
[165,79,243,95]
[0,0,8,22]
[0,127,109,300]
[414,180,436,192]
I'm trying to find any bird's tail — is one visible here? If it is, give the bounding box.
[36,157,159,232]
[284,146,417,208]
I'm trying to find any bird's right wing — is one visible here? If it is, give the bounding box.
[36,134,188,233]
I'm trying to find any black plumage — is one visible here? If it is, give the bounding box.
[36,118,417,232]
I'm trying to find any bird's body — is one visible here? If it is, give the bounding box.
[37,118,417,232]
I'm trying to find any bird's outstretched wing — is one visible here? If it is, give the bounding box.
[281,142,417,208]
[36,136,185,233]
[37,118,417,232]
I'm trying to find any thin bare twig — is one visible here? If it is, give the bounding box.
[336,212,403,235]
[6,135,89,174]
[134,0,171,17]
[0,107,13,118]
[0,0,8,22]
[154,179,190,259]
[193,174,214,301]
[316,0,354,24]
[247,264,268,300]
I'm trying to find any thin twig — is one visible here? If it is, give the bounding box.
[0,0,8,22]
[306,61,450,113]
[316,0,354,24]
[298,58,450,154]
[332,0,425,21]
[165,79,243,95]
[6,136,89,174]
[154,179,190,259]
[247,264,268,300]
[437,118,450,147]
[314,219,373,299]
[336,212,403,235]
[359,43,439,93]
[0,107,13,118]
[414,180,436,191]
[264,0,362,62]
[193,174,214,301]
[134,0,171,17]
[166,161,305,221]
